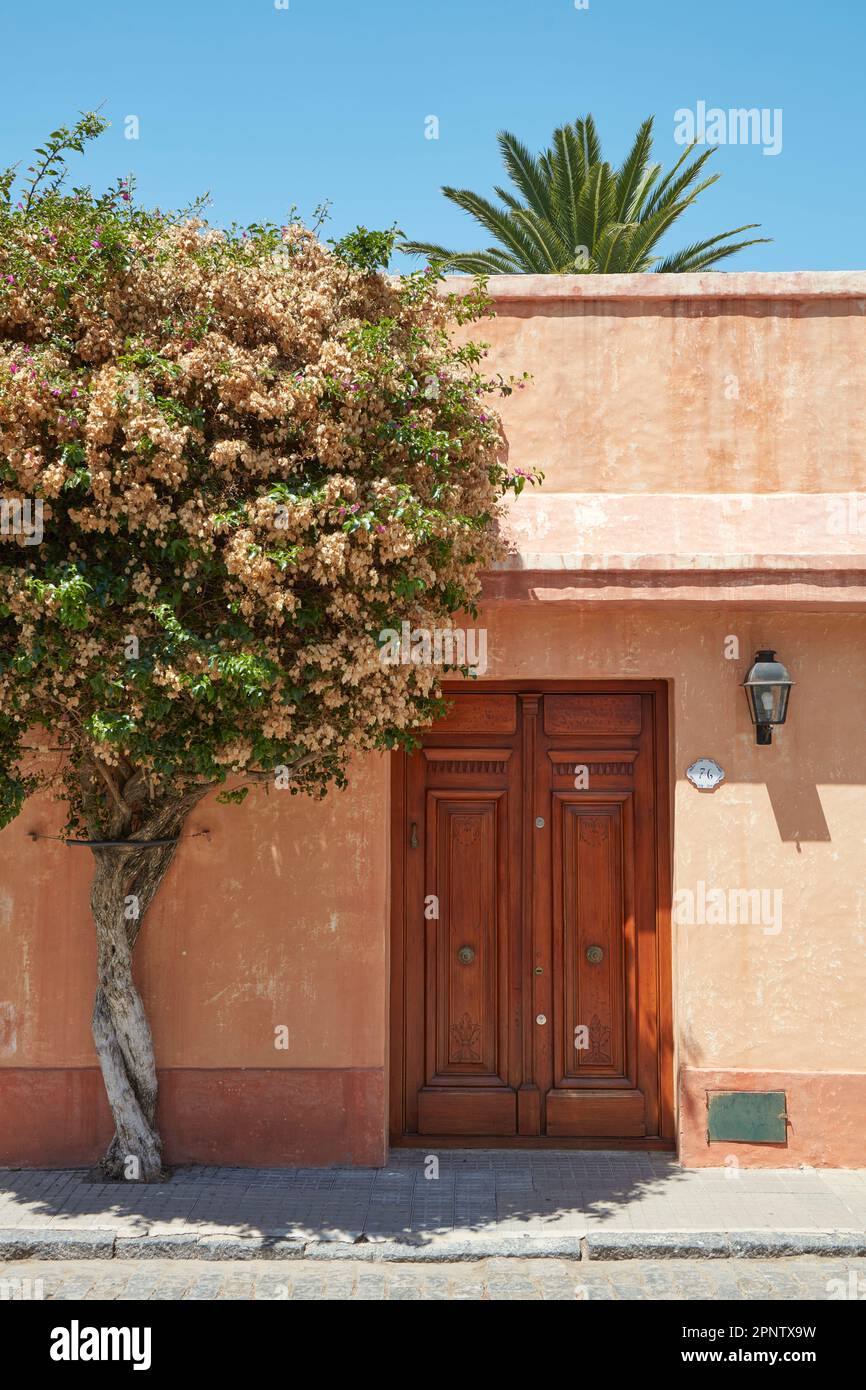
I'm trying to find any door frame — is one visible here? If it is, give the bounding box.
[388,679,675,1150]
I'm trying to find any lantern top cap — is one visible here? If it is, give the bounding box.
[742,649,794,687]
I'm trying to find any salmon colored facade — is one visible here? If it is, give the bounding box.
[1,272,864,1168]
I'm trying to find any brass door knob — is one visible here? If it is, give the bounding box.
[457,946,475,965]
[586,945,604,964]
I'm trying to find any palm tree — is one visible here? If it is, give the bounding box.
[400,114,770,274]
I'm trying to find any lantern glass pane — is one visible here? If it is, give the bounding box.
[744,651,793,728]
[746,679,791,726]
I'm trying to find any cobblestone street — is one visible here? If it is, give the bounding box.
[2,1257,865,1301]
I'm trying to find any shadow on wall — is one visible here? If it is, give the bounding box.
[765,779,830,843]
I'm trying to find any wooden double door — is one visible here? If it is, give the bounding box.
[390,683,673,1146]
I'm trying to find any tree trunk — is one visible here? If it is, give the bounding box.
[86,789,208,1181]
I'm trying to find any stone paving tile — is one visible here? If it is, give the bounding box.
[146,1275,196,1300]
[385,1281,423,1300]
[2,1154,865,1245]
[116,1271,164,1300]
[182,1277,227,1301]
[217,1272,257,1300]
[44,1272,101,1300]
[353,1270,388,1300]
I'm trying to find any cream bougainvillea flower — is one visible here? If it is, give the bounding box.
[0,116,537,1179]
[0,126,536,830]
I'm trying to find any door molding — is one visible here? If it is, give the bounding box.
[389,679,674,1150]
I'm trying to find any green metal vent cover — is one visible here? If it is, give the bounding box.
[707,1090,788,1144]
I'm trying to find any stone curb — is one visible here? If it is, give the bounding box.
[582,1232,866,1261]
[114,1233,307,1261]
[2,1227,865,1262]
[306,1235,587,1262]
[0,1229,117,1260]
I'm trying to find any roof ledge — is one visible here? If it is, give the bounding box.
[487,492,866,607]
[443,271,866,303]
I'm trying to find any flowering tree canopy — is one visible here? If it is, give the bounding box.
[0,115,534,1177]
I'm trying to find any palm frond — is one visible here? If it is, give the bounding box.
[619,169,734,271]
[625,160,662,220]
[511,206,572,271]
[439,187,547,269]
[549,124,584,249]
[593,220,638,273]
[613,116,654,221]
[398,239,523,274]
[641,143,717,218]
[573,114,602,176]
[574,163,616,260]
[496,131,554,222]
[493,185,525,212]
[654,227,771,273]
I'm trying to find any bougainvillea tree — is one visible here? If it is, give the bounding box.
[0,116,534,1179]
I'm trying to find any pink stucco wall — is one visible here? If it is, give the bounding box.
[467,272,866,495]
[1,272,864,1167]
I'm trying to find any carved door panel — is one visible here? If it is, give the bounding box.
[535,695,659,1138]
[402,701,522,1135]
[392,687,671,1145]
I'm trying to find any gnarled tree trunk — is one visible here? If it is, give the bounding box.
[82,773,211,1181]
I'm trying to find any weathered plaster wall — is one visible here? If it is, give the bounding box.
[2,274,864,1166]
[471,601,866,1166]
[3,605,862,1165]
[468,274,866,495]
[475,604,866,1060]
[0,755,391,1165]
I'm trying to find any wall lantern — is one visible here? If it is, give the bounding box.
[742,649,794,745]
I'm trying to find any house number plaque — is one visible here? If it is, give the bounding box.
[686,757,725,792]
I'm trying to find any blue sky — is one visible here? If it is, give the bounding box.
[1,0,863,271]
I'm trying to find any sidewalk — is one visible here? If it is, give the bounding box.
[2,1151,865,1262]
